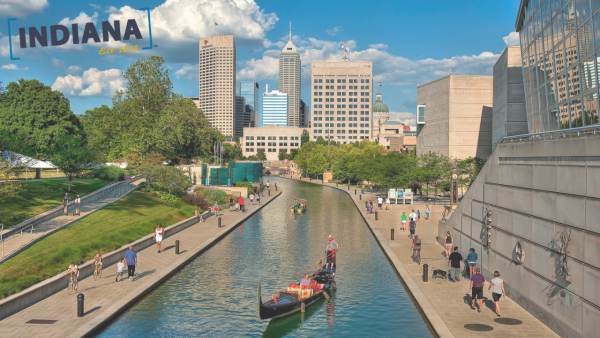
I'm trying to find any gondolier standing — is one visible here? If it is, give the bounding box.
[324,235,339,273]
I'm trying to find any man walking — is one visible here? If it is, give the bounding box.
[377,196,383,211]
[324,235,339,273]
[123,245,137,281]
[447,246,463,282]
[470,268,486,312]
[63,193,69,215]
[409,218,416,239]
[249,193,254,205]
[239,196,245,212]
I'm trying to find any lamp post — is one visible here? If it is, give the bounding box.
[450,168,458,210]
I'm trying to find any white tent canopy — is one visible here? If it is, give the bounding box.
[1,151,56,169]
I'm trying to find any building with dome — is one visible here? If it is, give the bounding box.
[372,88,390,139]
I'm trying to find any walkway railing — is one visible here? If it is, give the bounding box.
[502,125,600,143]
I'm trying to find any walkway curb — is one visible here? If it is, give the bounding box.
[281,176,454,338]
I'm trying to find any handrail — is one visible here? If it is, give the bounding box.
[501,125,600,144]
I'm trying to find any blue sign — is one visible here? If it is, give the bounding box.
[397,191,403,197]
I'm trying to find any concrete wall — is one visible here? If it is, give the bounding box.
[440,135,600,338]
[492,46,528,151]
[417,75,493,159]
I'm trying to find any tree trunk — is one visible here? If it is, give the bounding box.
[35,168,41,179]
[68,177,72,192]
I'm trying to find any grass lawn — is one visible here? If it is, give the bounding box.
[0,179,110,228]
[0,191,197,299]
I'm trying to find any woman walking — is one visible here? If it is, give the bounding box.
[425,204,430,220]
[467,248,478,279]
[444,231,454,257]
[488,271,506,316]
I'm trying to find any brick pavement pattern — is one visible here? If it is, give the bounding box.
[0,189,280,338]
[283,175,559,338]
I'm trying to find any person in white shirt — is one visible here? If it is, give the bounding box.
[385,197,390,210]
[249,194,254,205]
[153,224,165,253]
[116,258,125,282]
[377,197,383,211]
[409,209,417,222]
[74,195,81,216]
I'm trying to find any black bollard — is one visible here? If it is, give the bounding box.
[423,264,429,282]
[77,293,84,317]
[275,184,278,191]
[355,189,356,195]
[218,217,222,227]
[268,190,271,196]
[375,211,378,221]
[175,240,180,254]
[391,228,395,240]
[360,195,362,200]
[348,185,350,190]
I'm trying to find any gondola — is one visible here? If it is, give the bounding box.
[258,268,335,320]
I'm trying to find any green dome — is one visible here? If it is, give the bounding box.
[372,89,389,113]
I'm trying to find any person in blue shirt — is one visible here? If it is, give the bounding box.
[123,245,138,281]
[467,248,478,279]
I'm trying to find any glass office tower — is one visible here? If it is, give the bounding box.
[239,81,259,127]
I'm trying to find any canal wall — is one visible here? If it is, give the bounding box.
[280,177,452,338]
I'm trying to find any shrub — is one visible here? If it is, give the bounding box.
[97,165,125,181]
[193,187,230,205]
[235,181,254,190]
[181,192,209,211]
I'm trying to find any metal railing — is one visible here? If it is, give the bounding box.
[502,125,600,144]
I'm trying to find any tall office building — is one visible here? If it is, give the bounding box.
[239,81,259,127]
[234,96,246,140]
[198,35,236,140]
[263,87,288,126]
[279,23,301,127]
[310,61,373,143]
[299,100,309,127]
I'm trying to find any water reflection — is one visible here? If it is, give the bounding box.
[97,178,432,337]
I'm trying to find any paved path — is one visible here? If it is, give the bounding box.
[0,188,280,338]
[282,175,559,338]
[0,181,141,264]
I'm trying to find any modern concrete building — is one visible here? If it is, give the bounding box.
[442,1,600,337]
[299,99,309,128]
[492,46,528,151]
[279,23,301,127]
[234,96,247,140]
[416,75,493,159]
[241,125,303,161]
[239,81,259,127]
[310,61,373,143]
[262,87,288,126]
[198,35,236,140]
[376,120,404,149]
[372,88,390,140]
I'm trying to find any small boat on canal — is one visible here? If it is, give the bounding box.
[258,268,335,320]
[290,200,307,213]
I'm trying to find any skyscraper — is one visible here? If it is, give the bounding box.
[263,87,288,126]
[239,81,259,127]
[279,23,301,127]
[198,35,236,140]
[310,61,373,143]
[234,96,246,140]
[299,99,309,127]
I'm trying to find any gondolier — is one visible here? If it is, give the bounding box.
[324,235,339,272]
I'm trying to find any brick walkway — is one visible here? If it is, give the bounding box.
[0,189,281,338]
[283,175,558,338]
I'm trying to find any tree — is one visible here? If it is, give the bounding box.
[153,166,192,196]
[301,129,310,145]
[278,149,289,161]
[0,79,85,178]
[0,152,27,200]
[255,149,267,161]
[418,152,452,203]
[370,152,417,188]
[307,153,328,178]
[50,135,94,191]
[223,142,243,163]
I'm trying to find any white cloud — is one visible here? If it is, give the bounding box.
[326,26,341,36]
[51,58,65,69]
[66,65,82,74]
[390,112,416,127]
[237,55,279,81]
[503,32,520,46]
[89,3,101,9]
[369,43,388,50]
[105,6,122,14]
[0,0,48,19]
[59,11,99,26]
[52,68,124,97]
[1,64,28,71]
[174,64,199,80]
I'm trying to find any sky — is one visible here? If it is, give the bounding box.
[0,0,523,127]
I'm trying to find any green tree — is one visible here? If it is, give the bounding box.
[255,149,267,161]
[0,153,27,200]
[301,129,310,145]
[307,153,328,178]
[223,142,243,163]
[370,152,417,188]
[153,166,192,196]
[417,151,452,203]
[278,148,288,161]
[0,79,85,178]
[50,135,94,191]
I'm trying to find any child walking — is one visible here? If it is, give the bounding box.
[116,258,124,282]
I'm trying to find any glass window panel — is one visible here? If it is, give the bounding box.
[593,13,600,50]
[571,98,584,127]
[533,89,540,113]
[548,77,559,107]
[563,3,575,37]
[557,72,569,102]
[545,51,555,79]
[583,92,600,124]
[559,103,571,129]
[565,32,579,67]
[526,94,534,119]
[555,39,566,73]
[575,0,590,24]
[525,70,533,95]
[542,107,551,131]
[541,84,549,111]
[553,14,564,45]
[580,56,596,91]
[544,26,552,54]
[528,112,535,132]
[532,65,540,90]
[552,0,562,18]
[533,113,542,132]
[578,22,592,56]
[568,64,581,98]
[549,104,560,130]
[543,0,551,27]
[593,0,600,11]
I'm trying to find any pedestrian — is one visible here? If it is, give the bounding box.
[385,197,390,210]
[229,196,234,212]
[369,200,374,214]
[115,258,124,282]
[63,193,69,215]
[377,196,383,211]
[256,192,261,204]
[366,204,371,213]
[444,231,454,257]
[409,209,417,223]
[267,181,270,190]
[401,212,407,232]
[239,196,245,212]
[425,204,430,220]
[324,235,339,273]
[417,209,421,221]
[369,185,373,193]
[250,193,254,205]
[74,195,80,216]
[153,223,164,253]
[361,185,365,194]
[409,219,416,239]
[447,246,463,282]
[213,201,219,215]
[123,245,137,281]
[469,268,485,312]
[488,271,505,316]
[467,248,478,279]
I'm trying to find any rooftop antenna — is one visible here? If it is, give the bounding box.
[342,40,349,62]
[289,21,292,41]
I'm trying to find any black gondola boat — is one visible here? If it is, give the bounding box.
[258,269,335,320]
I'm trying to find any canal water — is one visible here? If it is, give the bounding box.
[97,178,432,337]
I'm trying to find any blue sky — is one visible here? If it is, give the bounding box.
[0,0,522,126]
